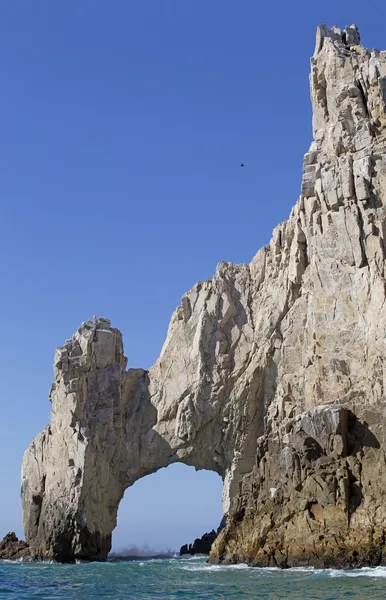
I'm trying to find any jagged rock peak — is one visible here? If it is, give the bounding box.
[314,24,360,56]
[310,22,386,154]
[52,316,127,380]
[21,25,386,567]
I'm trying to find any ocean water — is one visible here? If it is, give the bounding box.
[1,556,386,599]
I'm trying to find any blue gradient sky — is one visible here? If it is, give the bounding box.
[1,1,385,551]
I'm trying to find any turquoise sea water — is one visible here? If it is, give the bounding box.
[1,556,386,599]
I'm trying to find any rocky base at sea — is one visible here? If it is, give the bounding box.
[0,533,30,561]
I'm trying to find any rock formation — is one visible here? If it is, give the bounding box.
[180,530,217,556]
[21,24,386,566]
[180,517,226,555]
[0,533,30,560]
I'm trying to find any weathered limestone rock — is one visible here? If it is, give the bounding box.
[22,24,386,566]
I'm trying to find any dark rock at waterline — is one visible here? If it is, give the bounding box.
[180,517,226,556]
[180,530,217,556]
[0,532,30,560]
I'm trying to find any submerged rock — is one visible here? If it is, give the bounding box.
[21,24,386,567]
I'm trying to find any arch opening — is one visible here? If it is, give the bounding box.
[111,464,223,555]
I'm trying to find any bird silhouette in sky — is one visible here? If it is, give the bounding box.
[240,163,244,167]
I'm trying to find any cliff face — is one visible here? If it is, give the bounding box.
[211,24,386,568]
[22,24,386,566]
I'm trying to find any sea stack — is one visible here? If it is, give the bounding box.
[21,25,386,567]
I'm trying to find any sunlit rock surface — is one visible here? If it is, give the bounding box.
[22,24,386,566]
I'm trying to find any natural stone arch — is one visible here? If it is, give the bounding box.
[19,25,386,568]
[22,262,265,561]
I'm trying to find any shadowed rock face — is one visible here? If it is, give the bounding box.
[180,530,217,556]
[22,24,386,565]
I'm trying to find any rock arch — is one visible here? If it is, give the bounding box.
[21,25,386,567]
[22,262,264,561]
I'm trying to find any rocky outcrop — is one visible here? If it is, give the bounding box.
[0,533,30,560]
[180,530,217,556]
[21,24,386,566]
[210,24,386,568]
[22,304,256,561]
[180,517,226,556]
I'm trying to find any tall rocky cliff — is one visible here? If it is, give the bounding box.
[22,24,386,566]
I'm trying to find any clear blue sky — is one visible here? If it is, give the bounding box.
[1,0,385,552]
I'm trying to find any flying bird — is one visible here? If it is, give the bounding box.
[240,163,244,167]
